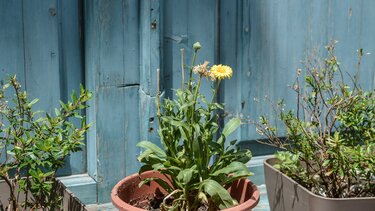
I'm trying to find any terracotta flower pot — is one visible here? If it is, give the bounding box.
[264,157,375,211]
[111,171,260,211]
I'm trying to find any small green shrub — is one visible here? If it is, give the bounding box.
[0,76,91,210]
[256,42,374,198]
[137,43,252,210]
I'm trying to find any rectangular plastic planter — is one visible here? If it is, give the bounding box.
[264,157,375,211]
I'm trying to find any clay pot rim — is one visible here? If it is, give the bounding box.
[111,171,150,211]
[265,157,375,201]
[111,170,260,211]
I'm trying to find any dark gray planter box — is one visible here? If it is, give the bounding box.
[264,157,375,211]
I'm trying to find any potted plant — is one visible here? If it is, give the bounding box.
[111,43,260,210]
[255,42,375,211]
[0,76,92,211]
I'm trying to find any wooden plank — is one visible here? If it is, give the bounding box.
[219,0,241,142]
[56,0,87,176]
[0,0,25,86]
[23,0,61,114]
[359,0,375,89]
[328,0,375,89]
[84,0,141,203]
[162,0,218,99]
[96,86,139,203]
[140,0,159,97]
[84,0,99,180]
[0,0,25,163]
[97,0,139,87]
[186,0,218,99]
[163,0,188,98]
[139,0,161,146]
[123,0,140,85]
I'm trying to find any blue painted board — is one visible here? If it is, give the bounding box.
[139,0,161,146]
[58,0,87,175]
[23,0,61,114]
[162,0,218,100]
[96,87,139,203]
[0,0,25,86]
[84,0,99,180]
[84,0,142,203]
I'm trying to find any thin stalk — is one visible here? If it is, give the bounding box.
[189,50,198,91]
[211,80,221,103]
[189,75,203,179]
[354,49,363,90]
[191,75,203,124]
[181,49,185,91]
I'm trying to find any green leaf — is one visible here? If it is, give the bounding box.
[200,179,237,209]
[137,141,166,158]
[222,118,241,137]
[177,167,195,185]
[211,161,250,176]
[28,98,39,107]
[138,177,173,193]
[161,116,185,127]
[218,118,241,145]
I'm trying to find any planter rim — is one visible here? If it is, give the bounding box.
[111,171,151,211]
[111,170,260,211]
[264,157,375,201]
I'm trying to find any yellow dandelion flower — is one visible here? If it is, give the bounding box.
[210,64,233,80]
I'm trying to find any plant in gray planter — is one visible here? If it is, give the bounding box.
[255,42,375,211]
[0,76,91,211]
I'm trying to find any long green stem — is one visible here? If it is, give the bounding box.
[191,75,203,123]
[211,80,221,103]
[181,49,185,91]
[189,50,198,91]
[189,75,203,175]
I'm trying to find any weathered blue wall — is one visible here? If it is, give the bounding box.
[1,0,375,204]
[220,0,375,152]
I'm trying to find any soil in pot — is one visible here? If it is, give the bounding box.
[128,188,209,211]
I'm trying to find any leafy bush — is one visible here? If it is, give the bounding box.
[138,43,252,210]
[0,76,91,210]
[256,42,375,198]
